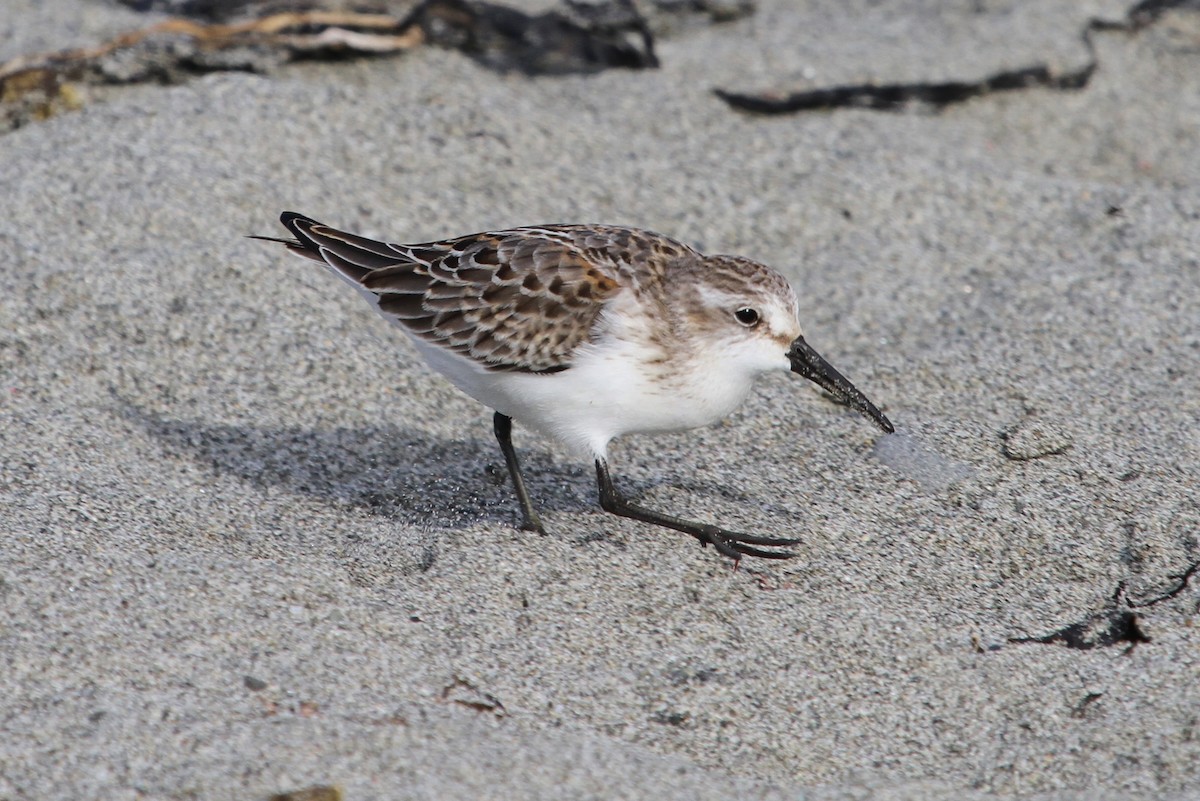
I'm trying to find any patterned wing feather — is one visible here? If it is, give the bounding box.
[278,213,630,373]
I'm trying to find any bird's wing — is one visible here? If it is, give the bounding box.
[273,212,690,373]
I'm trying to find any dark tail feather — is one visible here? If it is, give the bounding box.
[248,212,326,262]
[254,212,414,283]
[246,234,297,246]
[280,211,322,245]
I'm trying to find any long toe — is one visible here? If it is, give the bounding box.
[726,532,802,547]
[699,529,798,561]
[728,541,797,560]
[697,523,801,550]
[702,533,746,561]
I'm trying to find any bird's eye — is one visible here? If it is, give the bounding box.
[734,308,760,327]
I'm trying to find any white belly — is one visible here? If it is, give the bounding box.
[410,333,756,459]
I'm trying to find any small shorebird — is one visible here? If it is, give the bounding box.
[255,213,893,561]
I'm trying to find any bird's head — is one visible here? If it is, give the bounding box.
[682,255,893,434]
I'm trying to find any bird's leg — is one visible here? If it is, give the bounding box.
[594,459,799,561]
[493,412,545,534]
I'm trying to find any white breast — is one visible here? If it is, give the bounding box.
[497,336,758,458]
[396,291,766,459]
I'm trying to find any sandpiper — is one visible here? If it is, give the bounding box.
[255,213,893,561]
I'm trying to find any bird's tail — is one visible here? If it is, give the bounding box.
[247,211,328,264]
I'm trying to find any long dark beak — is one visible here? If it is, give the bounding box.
[788,337,894,433]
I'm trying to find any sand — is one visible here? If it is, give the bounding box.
[2,1,1198,799]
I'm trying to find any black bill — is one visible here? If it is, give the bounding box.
[788,337,894,434]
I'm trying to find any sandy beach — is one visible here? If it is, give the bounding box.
[2,1,1198,798]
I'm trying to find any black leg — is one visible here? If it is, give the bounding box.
[493,412,545,534]
[594,459,799,561]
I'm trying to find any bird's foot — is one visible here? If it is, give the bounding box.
[693,526,800,561]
